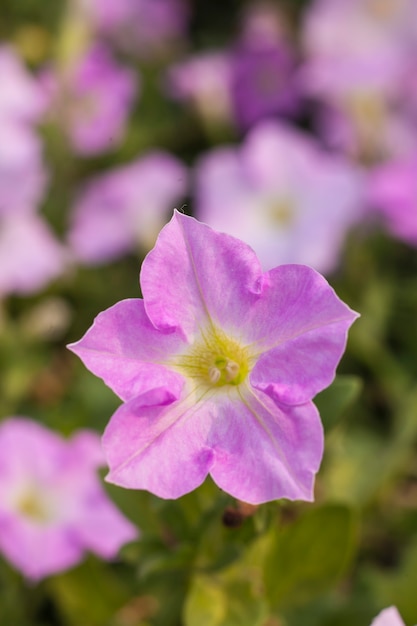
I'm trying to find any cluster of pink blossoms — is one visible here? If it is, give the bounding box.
[0,46,67,297]
[166,0,417,252]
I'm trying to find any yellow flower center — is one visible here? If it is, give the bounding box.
[175,327,252,389]
[268,198,295,227]
[15,488,54,524]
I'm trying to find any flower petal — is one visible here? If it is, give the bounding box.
[370,607,406,626]
[103,389,215,498]
[140,210,265,340]
[0,516,82,580]
[208,387,323,504]
[104,383,323,505]
[246,264,359,403]
[73,489,138,558]
[68,299,186,401]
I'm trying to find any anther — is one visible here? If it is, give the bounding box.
[225,360,240,382]
[208,367,221,384]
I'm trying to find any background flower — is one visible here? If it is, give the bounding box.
[68,152,188,264]
[78,0,189,57]
[371,606,407,626]
[0,418,138,580]
[195,121,364,273]
[0,45,46,123]
[0,214,67,296]
[368,153,417,246]
[0,122,47,215]
[42,44,138,155]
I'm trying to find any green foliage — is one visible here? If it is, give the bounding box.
[185,534,269,626]
[48,558,133,626]
[264,504,359,610]
[315,375,363,432]
[184,570,268,626]
[368,536,417,625]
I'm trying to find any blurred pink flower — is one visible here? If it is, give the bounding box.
[371,606,407,626]
[78,0,189,57]
[0,214,67,296]
[0,45,46,124]
[167,38,299,131]
[0,121,48,215]
[302,0,414,88]
[368,153,417,246]
[299,0,417,161]
[230,2,299,129]
[166,51,234,126]
[0,418,138,580]
[68,151,187,264]
[68,211,358,504]
[42,44,138,156]
[195,121,364,274]
[230,41,299,130]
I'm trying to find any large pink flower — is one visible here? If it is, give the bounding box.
[69,212,358,504]
[0,418,138,581]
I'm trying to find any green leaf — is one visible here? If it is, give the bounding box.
[184,577,226,626]
[48,557,132,626]
[368,536,417,625]
[315,375,363,432]
[184,574,267,626]
[264,503,359,609]
[184,536,269,626]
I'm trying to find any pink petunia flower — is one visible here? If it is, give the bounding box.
[42,44,138,156]
[68,151,187,264]
[166,51,234,126]
[166,3,298,131]
[194,121,364,274]
[0,418,138,581]
[299,0,417,161]
[0,45,47,124]
[371,606,407,625]
[302,0,414,87]
[230,41,299,130]
[68,211,358,505]
[229,2,299,130]
[0,121,48,216]
[0,214,68,296]
[367,153,417,246]
[77,0,189,57]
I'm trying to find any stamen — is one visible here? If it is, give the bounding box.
[225,360,240,381]
[174,325,252,389]
[208,366,221,384]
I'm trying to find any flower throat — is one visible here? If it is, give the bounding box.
[175,326,251,389]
